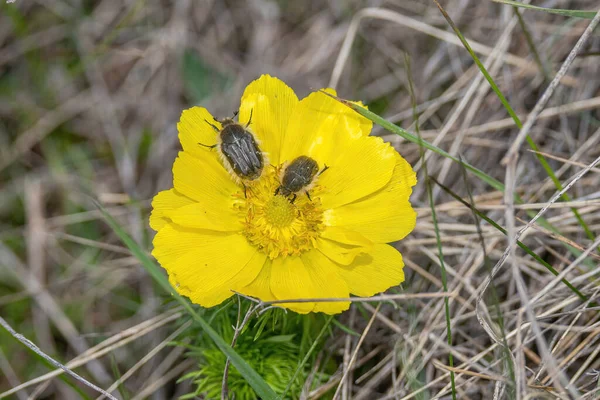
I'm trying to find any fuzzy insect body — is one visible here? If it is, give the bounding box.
[202,112,264,183]
[276,156,327,202]
[219,119,264,181]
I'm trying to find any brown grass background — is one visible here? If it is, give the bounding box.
[1,0,600,398]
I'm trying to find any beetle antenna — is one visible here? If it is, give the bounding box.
[204,119,220,132]
[319,164,329,175]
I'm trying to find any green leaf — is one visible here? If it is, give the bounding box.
[97,201,279,400]
[261,334,296,344]
[494,0,598,19]
[330,318,360,337]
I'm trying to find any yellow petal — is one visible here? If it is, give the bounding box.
[316,237,370,265]
[320,226,372,247]
[301,250,350,314]
[237,258,276,302]
[226,250,268,298]
[322,89,372,138]
[279,89,365,167]
[337,244,405,297]
[324,154,417,243]
[165,202,242,232]
[149,189,195,231]
[152,224,261,307]
[189,250,266,307]
[268,252,350,315]
[177,106,222,159]
[349,100,373,137]
[270,256,316,314]
[239,75,299,165]
[173,151,239,202]
[318,135,396,209]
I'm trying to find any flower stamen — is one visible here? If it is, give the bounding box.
[264,195,295,227]
[237,167,324,259]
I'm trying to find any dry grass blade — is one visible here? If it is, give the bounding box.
[0,316,117,400]
[499,9,600,398]
[503,9,600,165]
[0,310,182,398]
[329,7,577,89]
[332,304,381,399]
[95,320,192,400]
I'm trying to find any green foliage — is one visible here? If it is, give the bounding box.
[184,335,303,400]
[182,50,233,104]
[179,304,332,399]
[99,205,280,400]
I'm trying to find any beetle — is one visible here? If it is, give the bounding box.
[200,110,264,193]
[275,155,328,203]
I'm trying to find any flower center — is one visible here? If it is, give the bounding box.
[264,195,295,227]
[236,166,324,259]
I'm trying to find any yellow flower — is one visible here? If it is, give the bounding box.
[150,75,417,314]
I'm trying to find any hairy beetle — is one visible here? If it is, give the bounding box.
[200,110,264,191]
[275,155,328,203]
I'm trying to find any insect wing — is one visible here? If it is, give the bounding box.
[220,125,263,180]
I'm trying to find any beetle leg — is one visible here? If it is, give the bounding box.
[246,108,253,128]
[198,142,217,149]
[274,186,281,196]
[204,119,220,132]
[290,193,297,204]
[319,164,329,175]
[306,191,312,202]
[243,183,247,198]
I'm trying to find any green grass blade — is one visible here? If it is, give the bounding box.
[494,0,597,19]
[457,162,516,397]
[329,91,595,248]
[330,318,361,337]
[406,53,456,399]
[97,201,279,400]
[281,315,334,399]
[430,176,590,304]
[433,1,520,126]
[324,92,504,192]
[322,91,594,300]
[514,7,551,82]
[433,0,598,252]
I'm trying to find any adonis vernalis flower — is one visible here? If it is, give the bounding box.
[150,75,417,314]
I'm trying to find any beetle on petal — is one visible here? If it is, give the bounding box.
[201,110,265,195]
[276,155,328,203]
